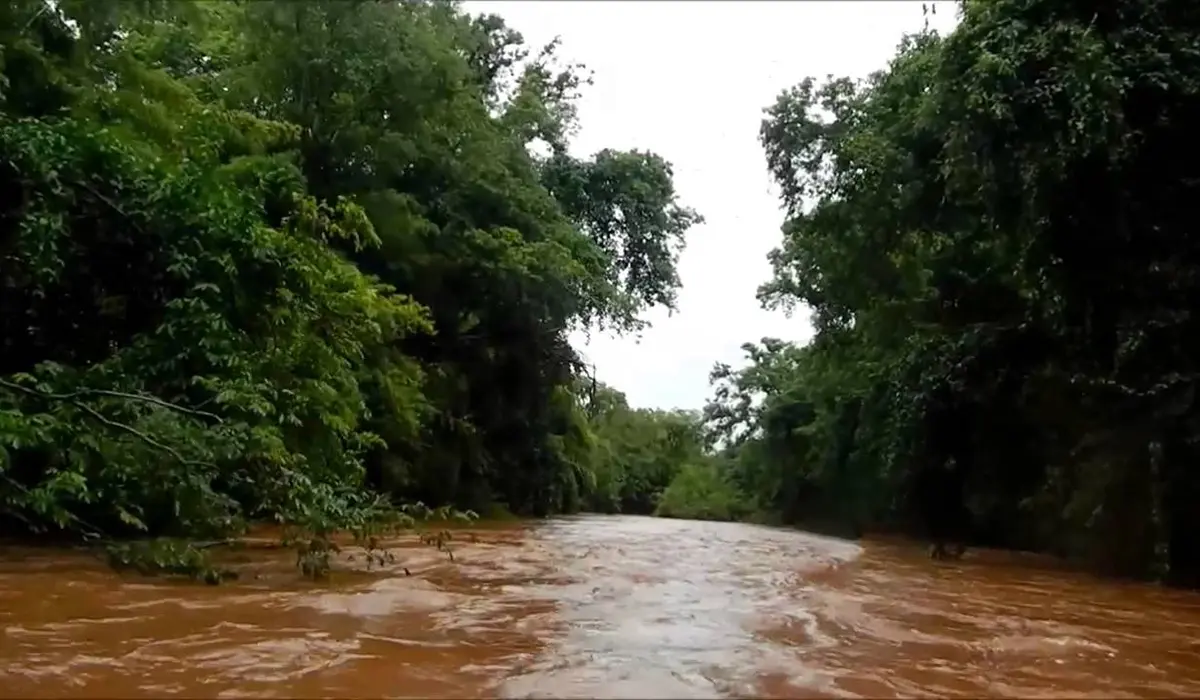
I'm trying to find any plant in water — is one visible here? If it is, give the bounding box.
[104,539,238,585]
[283,497,479,581]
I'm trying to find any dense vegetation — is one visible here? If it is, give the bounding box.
[4,0,1198,590]
[0,0,704,563]
[697,0,1200,586]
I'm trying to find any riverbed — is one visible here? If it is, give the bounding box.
[2,514,1200,698]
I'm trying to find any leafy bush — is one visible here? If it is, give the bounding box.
[655,462,751,522]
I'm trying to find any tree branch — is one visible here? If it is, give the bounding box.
[70,398,211,467]
[0,378,223,423]
[0,377,219,468]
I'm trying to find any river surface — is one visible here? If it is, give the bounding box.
[3,515,1200,698]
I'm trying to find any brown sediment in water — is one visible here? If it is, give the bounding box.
[2,515,1200,698]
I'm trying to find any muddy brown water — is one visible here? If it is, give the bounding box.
[3,515,1200,698]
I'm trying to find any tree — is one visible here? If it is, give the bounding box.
[712,0,1200,583]
[0,0,703,558]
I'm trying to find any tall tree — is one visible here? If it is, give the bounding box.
[0,0,702,547]
[711,0,1200,583]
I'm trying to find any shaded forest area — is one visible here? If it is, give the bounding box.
[4,0,1200,589]
[0,0,707,567]
[692,0,1200,587]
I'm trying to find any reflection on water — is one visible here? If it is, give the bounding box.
[3,514,1200,698]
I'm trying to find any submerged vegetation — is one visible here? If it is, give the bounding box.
[2,0,1198,588]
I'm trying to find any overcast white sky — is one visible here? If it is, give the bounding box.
[464,1,960,411]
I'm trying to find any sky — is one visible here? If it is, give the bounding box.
[464,1,961,411]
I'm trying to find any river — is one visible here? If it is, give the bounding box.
[3,514,1200,698]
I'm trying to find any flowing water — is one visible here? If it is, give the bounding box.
[3,514,1200,698]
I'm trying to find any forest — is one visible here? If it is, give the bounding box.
[695,0,1200,586]
[3,0,1199,587]
[0,0,706,564]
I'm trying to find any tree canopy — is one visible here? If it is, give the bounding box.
[702,0,1200,586]
[0,0,702,555]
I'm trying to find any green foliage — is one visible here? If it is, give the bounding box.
[541,149,703,323]
[0,0,700,577]
[572,382,710,515]
[105,538,237,585]
[201,0,702,518]
[709,0,1200,584]
[655,462,751,523]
